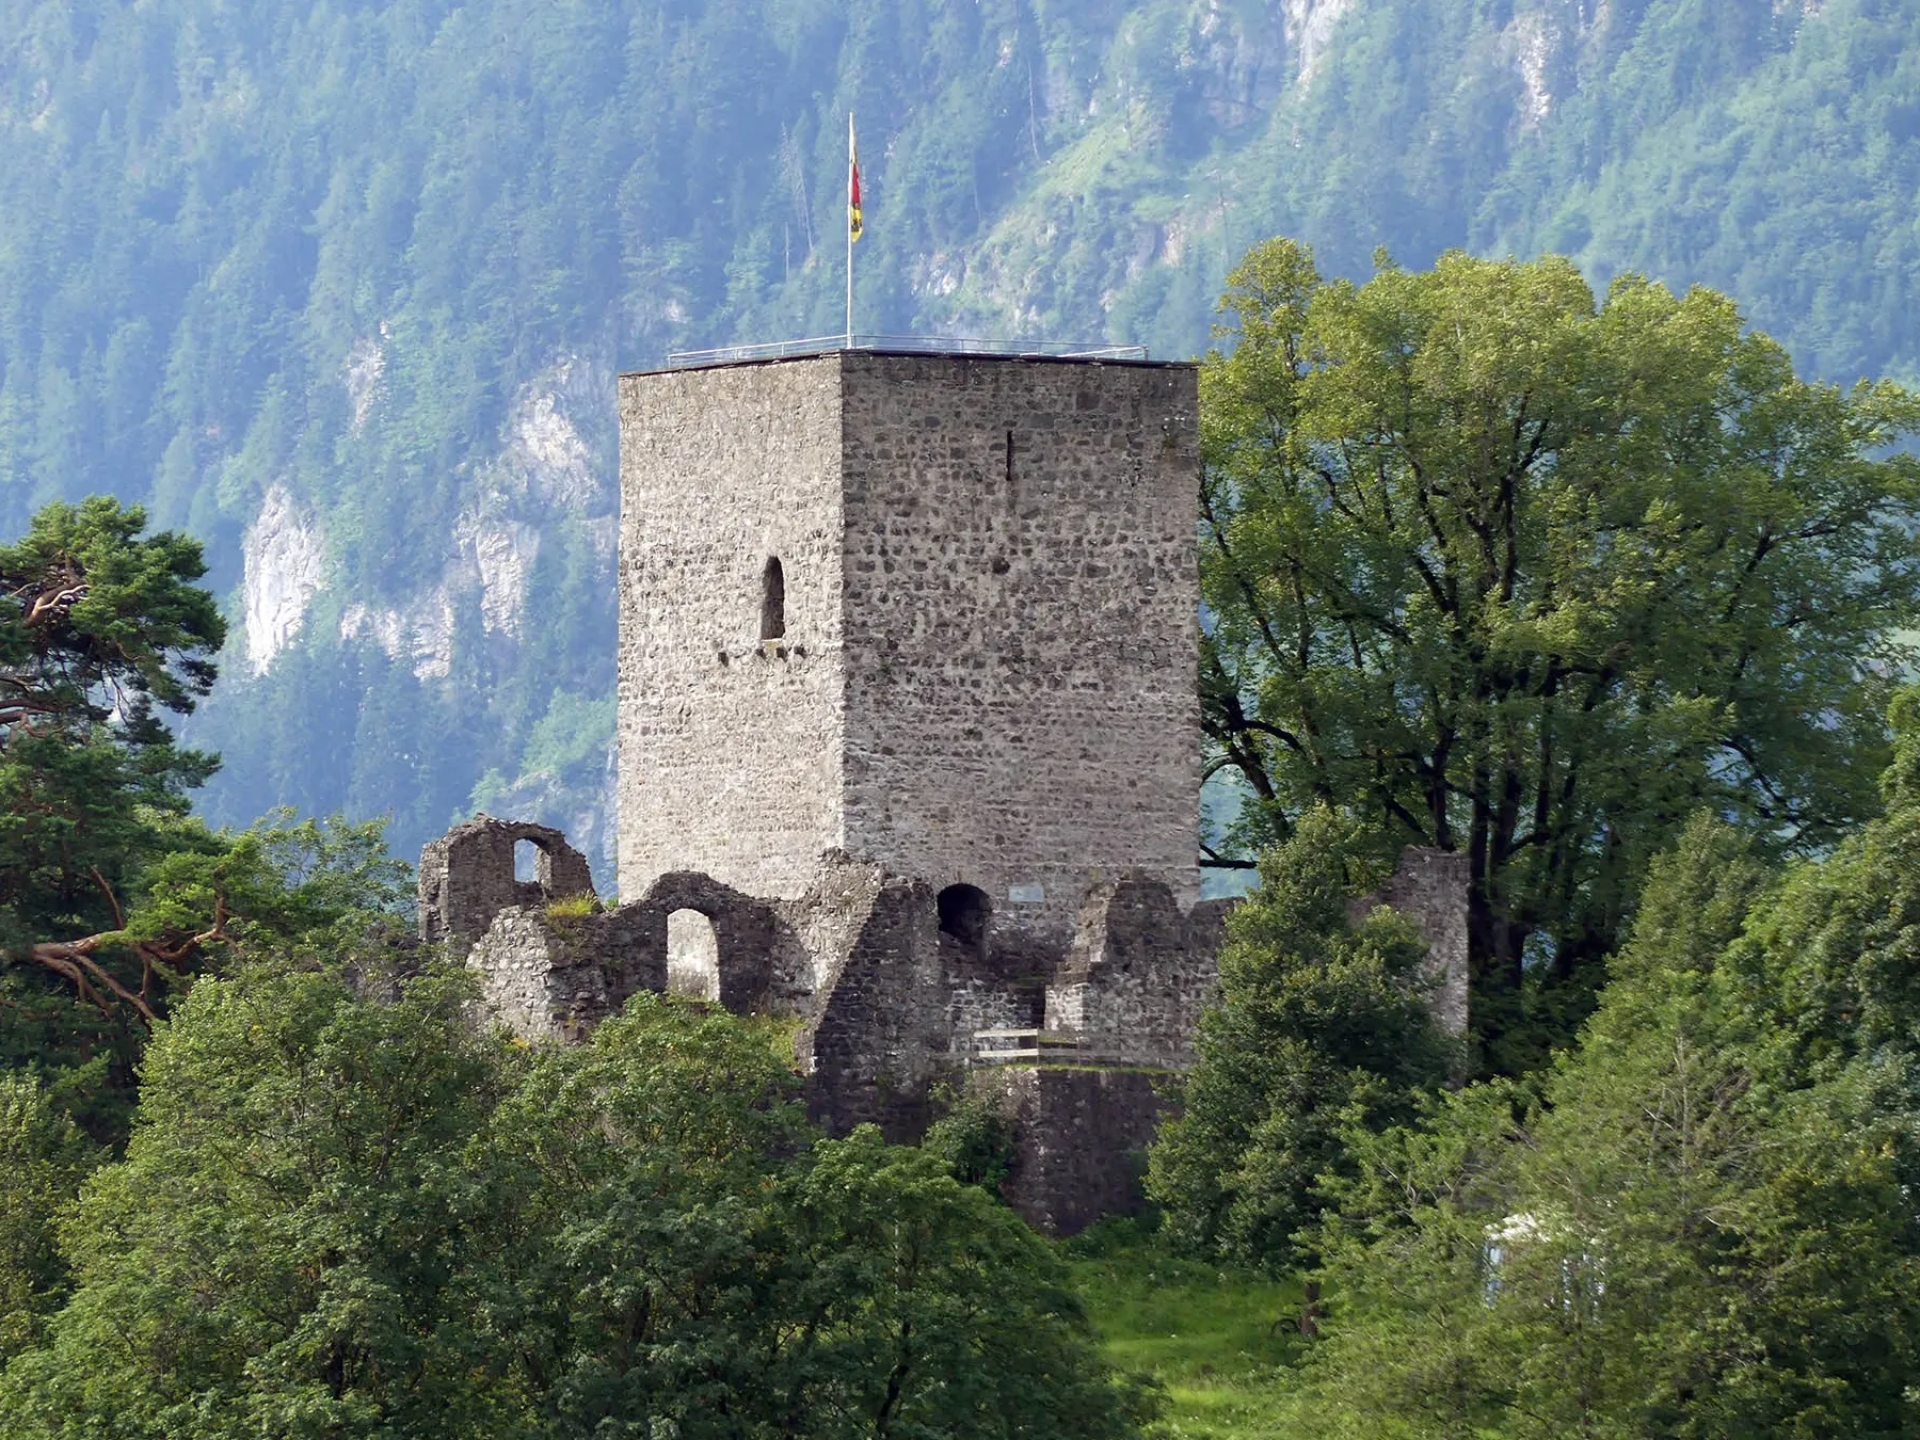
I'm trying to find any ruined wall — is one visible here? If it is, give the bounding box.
[418,815,595,951]
[616,359,847,902]
[1045,881,1232,1069]
[982,1067,1171,1236]
[467,904,664,1044]
[433,813,1205,1229]
[838,353,1202,940]
[943,931,1046,1064]
[1356,846,1472,1040]
[796,866,953,1142]
[463,870,815,1044]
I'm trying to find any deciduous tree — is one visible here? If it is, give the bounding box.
[0,980,1151,1440]
[1201,239,1920,1064]
[1280,808,1920,1437]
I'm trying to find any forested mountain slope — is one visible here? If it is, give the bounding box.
[0,0,1911,871]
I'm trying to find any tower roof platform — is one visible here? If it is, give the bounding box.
[645,333,1169,373]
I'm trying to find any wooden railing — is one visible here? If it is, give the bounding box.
[969,1027,1187,1071]
[971,1027,1084,1063]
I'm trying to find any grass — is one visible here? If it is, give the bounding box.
[1063,1221,1302,1439]
[543,892,598,921]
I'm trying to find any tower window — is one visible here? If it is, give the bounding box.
[760,557,786,641]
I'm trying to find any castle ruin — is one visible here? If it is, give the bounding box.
[423,348,1467,1233]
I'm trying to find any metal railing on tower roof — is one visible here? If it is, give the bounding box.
[665,333,1149,368]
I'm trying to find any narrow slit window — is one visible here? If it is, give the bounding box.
[760,557,786,641]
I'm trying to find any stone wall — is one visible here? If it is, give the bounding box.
[466,904,661,1044]
[431,817,1230,1231]
[418,815,595,951]
[424,821,1476,1232]
[943,929,1045,1064]
[837,353,1202,940]
[1356,846,1472,1040]
[1044,880,1233,1069]
[616,352,1202,941]
[795,869,952,1142]
[464,867,817,1043]
[980,1067,1172,1236]
[616,359,848,902]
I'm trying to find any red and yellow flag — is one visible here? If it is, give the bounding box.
[848,117,864,243]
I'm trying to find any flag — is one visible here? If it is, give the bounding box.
[848,117,864,243]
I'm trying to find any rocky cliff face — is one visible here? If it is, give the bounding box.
[241,487,326,677]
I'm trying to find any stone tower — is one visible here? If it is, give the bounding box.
[616,349,1200,942]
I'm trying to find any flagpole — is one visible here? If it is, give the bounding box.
[846,111,854,349]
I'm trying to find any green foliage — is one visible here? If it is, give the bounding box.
[1277,792,1920,1437]
[0,508,412,1141]
[922,1083,1019,1195]
[0,496,223,732]
[1,797,411,1141]
[0,964,518,1440]
[121,810,412,954]
[0,1076,98,1366]
[1200,237,1920,1068]
[541,892,597,922]
[776,1131,1155,1439]
[1726,683,1920,1068]
[0,497,238,1133]
[0,980,1149,1440]
[1148,809,1452,1272]
[0,496,224,937]
[497,994,1151,1438]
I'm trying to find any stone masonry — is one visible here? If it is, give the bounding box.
[1354,846,1471,1041]
[419,815,596,950]
[1044,880,1237,1070]
[432,815,1473,1231]
[436,348,1476,1234]
[616,351,1202,941]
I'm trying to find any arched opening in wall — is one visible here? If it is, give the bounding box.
[760,557,785,641]
[514,838,541,883]
[667,909,720,1002]
[937,884,991,953]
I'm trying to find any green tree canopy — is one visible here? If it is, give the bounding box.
[0,497,230,1128]
[1147,808,1452,1283]
[0,496,225,943]
[1200,238,1920,1067]
[0,496,223,736]
[0,976,1150,1440]
[0,1076,97,1367]
[0,500,410,1138]
[1275,763,1920,1437]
